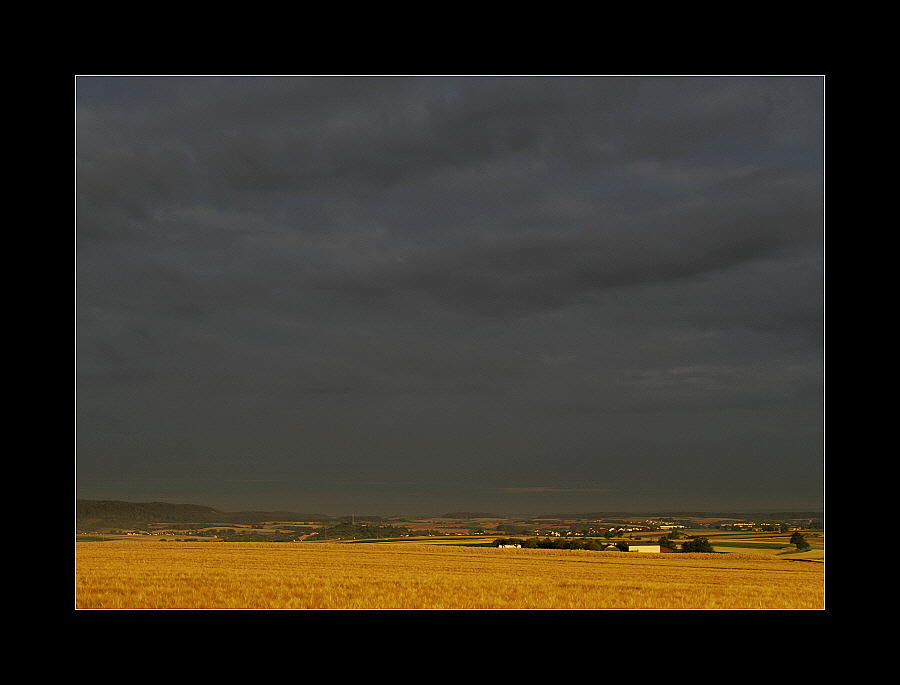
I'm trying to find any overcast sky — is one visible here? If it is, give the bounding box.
[75,76,824,516]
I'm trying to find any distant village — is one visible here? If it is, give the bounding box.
[545,519,806,537]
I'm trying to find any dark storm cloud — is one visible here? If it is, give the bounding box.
[311,178,820,317]
[76,76,824,515]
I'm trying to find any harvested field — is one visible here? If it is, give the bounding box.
[76,540,824,609]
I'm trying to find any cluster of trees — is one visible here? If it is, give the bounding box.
[195,522,429,542]
[202,530,302,542]
[492,537,628,551]
[308,522,418,541]
[656,533,714,552]
[679,537,715,553]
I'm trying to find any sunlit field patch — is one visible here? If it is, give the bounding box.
[76,540,824,609]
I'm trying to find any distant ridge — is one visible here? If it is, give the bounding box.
[440,512,500,519]
[76,500,332,531]
[76,500,824,532]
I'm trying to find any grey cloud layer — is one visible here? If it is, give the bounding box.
[76,76,824,513]
[309,180,821,318]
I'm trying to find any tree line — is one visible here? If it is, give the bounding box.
[308,522,421,541]
[494,532,814,554]
[493,534,717,553]
[493,537,629,551]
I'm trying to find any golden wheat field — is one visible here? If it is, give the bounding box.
[75,540,824,609]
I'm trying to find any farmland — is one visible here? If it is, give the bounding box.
[75,536,823,610]
[75,502,824,609]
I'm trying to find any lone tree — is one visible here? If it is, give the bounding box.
[790,531,811,552]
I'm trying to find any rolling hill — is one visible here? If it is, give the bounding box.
[76,500,331,531]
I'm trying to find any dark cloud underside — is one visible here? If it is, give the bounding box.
[76,76,824,515]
